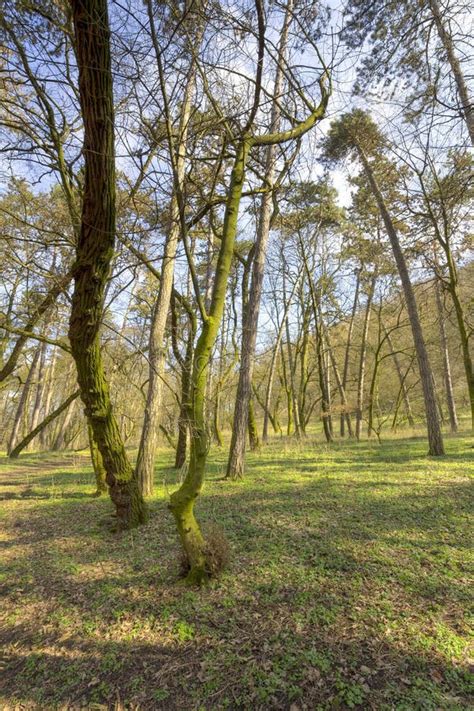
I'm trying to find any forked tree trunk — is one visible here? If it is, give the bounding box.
[169,43,329,578]
[357,146,444,455]
[170,137,252,583]
[69,0,146,528]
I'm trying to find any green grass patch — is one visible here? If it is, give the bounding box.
[0,431,472,708]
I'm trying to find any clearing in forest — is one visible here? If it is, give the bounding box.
[0,432,473,709]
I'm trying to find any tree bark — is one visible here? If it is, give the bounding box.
[135,37,198,496]
[341,268,360,437]
[226,1,293,478]
[355,272,376,441]
[7,345,41,455]
[262,274,301,441]
[357,146,444,455]
[435,279,458,432]
[69,0,146,528]
[384,327,415,428]
[170,137,252,583]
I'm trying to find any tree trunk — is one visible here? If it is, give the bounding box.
[135,45,198,496]
[248,397,260,450]
[29,338,48,435]
[262,275,301,441]
[39,346,58,447]
[175,336,194,468]
[326,330,351,436]
[285,303,302,438]
[429,0,474,144]
[9,389,80,459]
[170,137,252,582]
[355,272,376,441]
[357,146,444,455]
[69,0,146,528]
[384,328,415,428]
[435,280,458,432]
[444,267,474,431]
[87,422,107,495]
[226,1,293,478]
[341,268,360,436]
[7,345,42,455]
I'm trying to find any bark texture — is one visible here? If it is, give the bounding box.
[69,0,146,528]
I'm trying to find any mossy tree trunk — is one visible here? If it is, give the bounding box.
[169,137,252,583]
[169,54,330,577]
[69,0,146,528]
[88,422,107,495]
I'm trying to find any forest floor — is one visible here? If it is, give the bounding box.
[0,430,473,710]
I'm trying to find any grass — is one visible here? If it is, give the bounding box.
[0,430,473,709]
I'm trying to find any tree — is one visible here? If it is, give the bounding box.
[226,0,294,479]
[323,110,444,455]
[342,0,474,143]
[68,0,146,528]
[169,0,330,581]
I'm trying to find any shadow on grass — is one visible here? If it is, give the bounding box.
[1,436,472,709]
